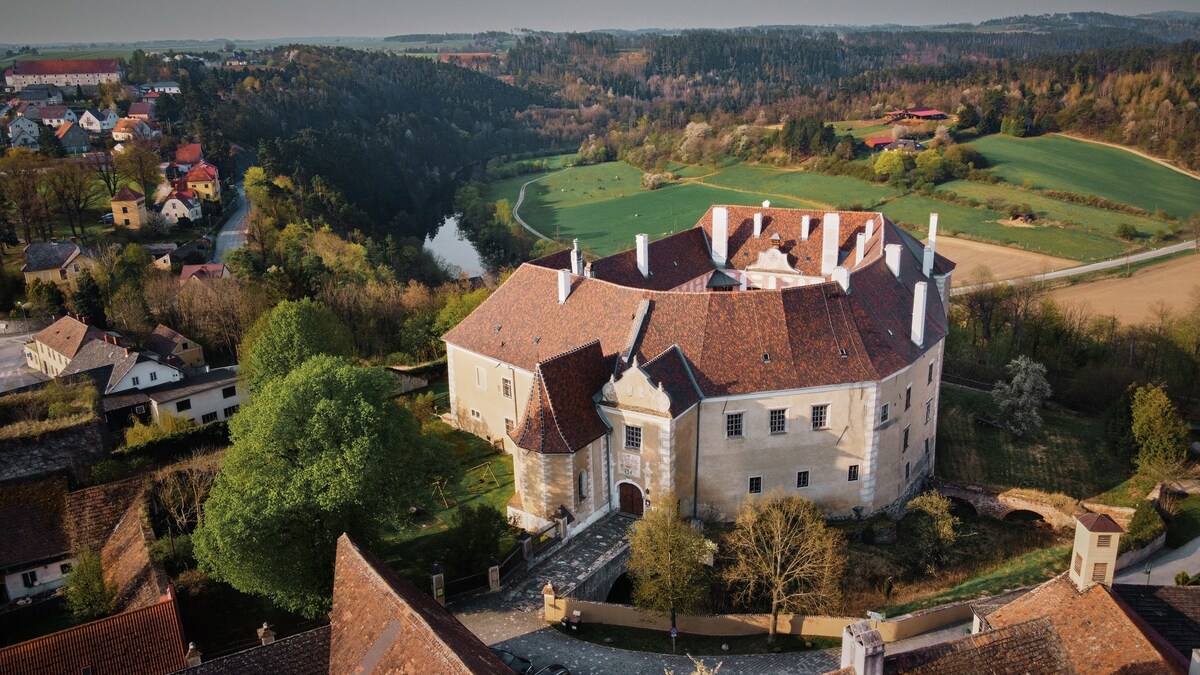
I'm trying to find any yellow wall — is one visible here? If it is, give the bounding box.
[111,199,146,229]
[23,256,91,292]
[188,178,221,202]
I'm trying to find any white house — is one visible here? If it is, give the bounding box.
[4,116,41,150]
[0,477,75,604]
[111,117,155,142]
[149,81,181,94]
[34,105,78,128]
[147,367,242,426]
[60,335,184,394]
[77,108,119,134]
[158,189,202,225]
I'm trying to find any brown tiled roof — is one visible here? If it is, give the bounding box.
[988,574,1186,674]
[11,58,121,76]
[175,624,330,675]
[101,497,173,612]
[185,162,218,183]
[1077,513,1124,533]
[330,535,511,674]
[698,205,868,276]
[1113,585,1200,662]
[180,263,228,281]
[65,476,146,554]
[60,339,154,394]
[0,596,187,674]
[174,143,203,165]
[114,186,145,202]
[638,345,702,416]
[129,102,156,117]
[884,616,1071,674]
[510,341,614,454]
[145,324,190,356]
[445,212,949,398]
[0,475,69,572]
[590,228,714,291]
[32,105,70,119]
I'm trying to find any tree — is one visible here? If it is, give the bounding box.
[445,504,510,576]
[70,269,107,328]
[627,495,713,633]
[873,151,908,180]
[991,355,1052,436]
[193,356,456,617]
[905,493,959,575]
[47,161,103,241]
[722,492,845,643]
[914,149,945,183]
[241,298,352,391]
[64,550,114,621]
[1131,383,1190,482]
[25,278,65,316]
[0,148,50,243]
[113,139,162,198]
[38,125,65,158]
[152,451,222,544]
[88,152,121,197]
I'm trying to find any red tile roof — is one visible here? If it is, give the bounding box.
[114,186,145,202]
[589,228,714,290]
[65,477,146,554]
[0,475,69,571]
[11,59,122,76]
[883,616,1070,674]
[145,324,191,356]
[180,263,229,281]
[510,340,614,454]
[174,143,203,165]
[865,136,893,148]
[1077,513,1124,533]
[185,162,218,183]
[0,595,187,675]
[638,345,702,416]
[330,535,511,674]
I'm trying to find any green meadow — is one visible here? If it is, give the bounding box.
[970,135,1200,220]
[701,164,899,209]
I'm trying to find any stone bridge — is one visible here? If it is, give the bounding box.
[935,483,1078,529]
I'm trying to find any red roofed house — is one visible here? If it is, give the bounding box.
[4,58,123,91]
[112,186,148,229]
[112,117,155,142]
[129,100,157,121]
[884,107,949,122]
[444,205,955,533]
[180,263,231,283]
[159,187,203,225]
[174,143,204,172]
[55,121,90,154]
[864,136,893,150]
[185,161,221,201]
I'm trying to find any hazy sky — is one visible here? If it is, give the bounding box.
[2,0,1196,44]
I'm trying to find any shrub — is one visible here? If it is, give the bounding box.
[65,550,114,621]
[123,411,198,449]
[1115,223,1140,240]
[1120,501,1165,554]
[904,493,960,575]
[446,504,511,576]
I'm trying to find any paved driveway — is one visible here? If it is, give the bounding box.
[1115,536,1200,585]
[0,333,48,393]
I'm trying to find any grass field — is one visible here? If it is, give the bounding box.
[938,180,1174,238]
[830,119,892,139]
[699,164,898,209]
[934,387,1123,500]
[881,195,1128,261]
[971,135,1200,220]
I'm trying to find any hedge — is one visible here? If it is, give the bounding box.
[116,421,230,462]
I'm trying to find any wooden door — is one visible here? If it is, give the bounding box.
[619,483,644,517]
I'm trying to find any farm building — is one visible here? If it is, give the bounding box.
[444,205,954,536]
[885,107,948,121]
[4,59,123,91]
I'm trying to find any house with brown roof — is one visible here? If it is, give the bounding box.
[60,336,184,395]
[445,205,955,533]
[146,324,206,368]
[112,185,149,229]
[174,143,204,172]
[4,58,123,91]
[32,105,78,128]
[129,100,157,121]
[180,263,231,283]
[22,239,95,292]
[0,476,73,603]
[112,117,156,142]
[23,314,107,377]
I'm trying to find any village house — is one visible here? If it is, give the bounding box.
[173,142,204,172]
[185,161,221,201]
[4,116,41,150]
[60,335,184,395]
[884,107,948,122]
[148,81,181,94]
[4,58,123,91]
[16,84,63,105]
[22,240,95,292]
[0,476,74,604]
[111,117,155,142]
[32,105,77,128]
[129,100,156,122]
[145,324,206,368]
[111,186,148,229]
[445,205,954,534]
[180,263,230,282]
[54,121,89,154]
[159,188,203,225]
[23,315,107,377]
[76,108,118,134]
[145,367,242,427]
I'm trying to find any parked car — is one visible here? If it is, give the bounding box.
[490,648,534,674]
[99,213,114,224]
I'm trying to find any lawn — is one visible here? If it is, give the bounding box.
[881,195,1128,261]
[697,164,898,209]
[971,135,1200,221]
[553,624,840,655]
[938,180,1174,238]
[830,120,892,139]
[1167,495,1200,548]
[882,545,1071,617]
[934,387,1124,500]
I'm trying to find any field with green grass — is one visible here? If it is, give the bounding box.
[934,387,1124,500]
[700,164,898,209]
[881,195,1128,261]
[830,120,892,139]
[971,135,1200,220]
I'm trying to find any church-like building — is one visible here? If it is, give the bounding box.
[444,205,954,535]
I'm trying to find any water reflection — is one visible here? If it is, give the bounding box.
[424,216,485,277]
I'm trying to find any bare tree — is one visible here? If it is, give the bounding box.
[88,152,120,196]
[0,148,51,243]
[47,161,103,241]
[152,451,223,553]
[723,491,845,643]
[113,138,163,200]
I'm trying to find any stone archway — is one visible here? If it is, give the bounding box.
[619,482,644,517]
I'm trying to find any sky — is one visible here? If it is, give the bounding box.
[1,0,1197,44]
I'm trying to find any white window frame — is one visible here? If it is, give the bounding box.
[625,424,642,450]
[470,408,481,420]
[131,376,140,386]
[796,470,810,488]
[880,402,890,423]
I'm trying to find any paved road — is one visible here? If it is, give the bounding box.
[0,333,49,393]
[1115,536,1200,586]
[952,239,1197,296]
[214,182,249,263]
[512,170,564,242]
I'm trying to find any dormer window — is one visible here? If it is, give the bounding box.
[762,353,770,363]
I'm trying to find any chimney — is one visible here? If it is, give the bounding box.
[184,643,202,667]
[1191,649,1200,675]
[570,239,583,276]
[801,214,811,241]
[753,212,763,238]
[832,266,850,293]
[840,620,884,675]
[557,269,571,304]
[257,622,276,645]
[928,212,939,246]
[711,207,729,266]
[636,233,650,278]
[923,244,934,277]
[884,244,902,279]
[124,347,130,357]
[821,213,840,276]
[1069,514,1123,592]
[80,316,89,325]
[866,218,875,239]
[911,281,928,347]
[855,232,866,265]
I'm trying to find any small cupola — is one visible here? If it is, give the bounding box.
[1069,513,1123,592]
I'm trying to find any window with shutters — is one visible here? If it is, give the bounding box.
[1092,562,1107,582]
[1097,535,1112,548]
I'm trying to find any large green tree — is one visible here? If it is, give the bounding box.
[722,492,845,643]
[241,298,351,391]
[627,495,713,632]
[1132,383,1190,482]
[193,356,455,617]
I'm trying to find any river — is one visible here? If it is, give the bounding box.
[424,215,485,277]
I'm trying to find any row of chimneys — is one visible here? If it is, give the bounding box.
[184,622,275,667]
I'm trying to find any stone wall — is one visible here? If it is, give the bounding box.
[0,420,105,485]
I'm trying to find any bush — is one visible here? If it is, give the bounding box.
[445,504,511,576]
[151,533,195,577]
[904,493,960,575]
[117,422,230,463]
[123,411,198,449]
[65,550,114,621]
[1120,501,1165,554]
[1115,223,1140,240]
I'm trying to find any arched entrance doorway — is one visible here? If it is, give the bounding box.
[619,482,644,517]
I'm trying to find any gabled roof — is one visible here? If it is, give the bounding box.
[64,477,146,554]
[176,625,330,675]
[30,315,106,359]
[185,161,218,183]
[587,228,714,291]
[113,186,145,202]
[61,339,176,394]
[129,102,155,117]
[638,345,702,416]
[174,143,203,165]
[33,105,70,119]
[330,534,511,674]
[883,616,1070,674]
[1112,585,1200,662]
[145,367,237,404]
[0,475,69,572]
[510,340,614,454]
[180,263,229,281]
[0,596,187,675]
[696,205,868,276]
[22,240,92,272]
[145,324,191,357]
[54,120,81,140]
[1078,512,1124,533]
[10,58,121,76]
